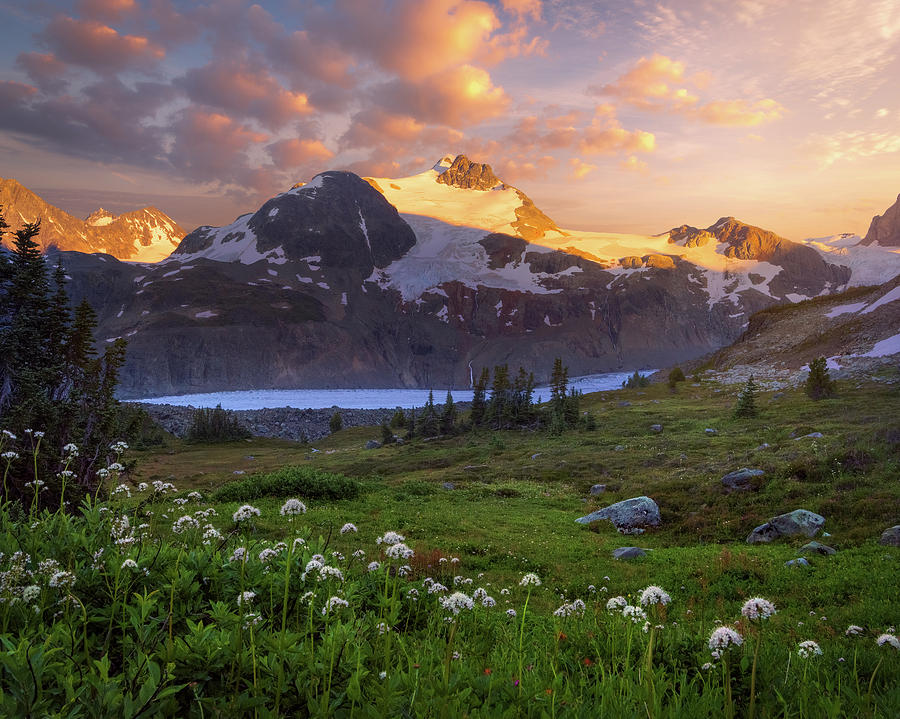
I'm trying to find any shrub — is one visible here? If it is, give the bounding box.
[212,465,361,502]
[186,404,250,443]
[806,357,836,400]
[329,411,343,434]
[668,367,686,389]
[623,371,650,389]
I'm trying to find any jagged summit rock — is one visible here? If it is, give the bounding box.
[667,224,715,247]
[862,193,900,247]
[435,154,504,191]
[85,208,114,226]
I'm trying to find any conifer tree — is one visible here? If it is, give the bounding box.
[329,411,343,434]
[419,390,439,437]
[469,367,489,428]
[440,389,456,435]
[805,357,836,400]
[734,375,759,418]
[487,364,510,428]
[390,407,406,429]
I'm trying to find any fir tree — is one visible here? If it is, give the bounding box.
[380,421,394,445]
[667,366,686,390]
[389,407,406,429]
[440,389,457,435]
[470,367,489,428]
[805,357,836,400]
[487,364,510,428]
[419,390,439,437]
[734,376,759,418]
[329,411,343,434]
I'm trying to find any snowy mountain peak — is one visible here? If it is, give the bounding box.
[85,208,114,226]
[433,154,455,172]
[435,155,504,191]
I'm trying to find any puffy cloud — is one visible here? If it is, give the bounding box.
[15,52,68,93]
[805,130,900,167]
[176,58,314,130]
[76,0,136,21]
[376,65,510,127]
[40,16,164,74]
[569,158,597,179]
[501,0,543,21]
[692,98,784,126]
[619,155,648,173]
[169,110,269,181]
[579,110,656,155]
[597,54,698,111]
[268,139,334,171]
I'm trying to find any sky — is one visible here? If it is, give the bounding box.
[0,0,899,239]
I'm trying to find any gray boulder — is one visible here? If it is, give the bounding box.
[365,439,382,449]
[618,401,631,408]
[589,484,606,496]
[614,445,625,452]
[785,557,811,568]
[721,468,764,492]
[880,526,900,546]
[650,424,663,433]
[801,541,836,556]
[576,496,661,530]
[795,432,824,440]
[613,547,649,560]
[441,482,455,490]
[746,509,825,544]
[705,428,718,435]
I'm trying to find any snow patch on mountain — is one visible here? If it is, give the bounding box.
[802,233,900,286]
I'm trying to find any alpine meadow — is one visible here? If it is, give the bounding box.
[0,0,898,717]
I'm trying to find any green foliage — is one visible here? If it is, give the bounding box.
[380,421,395,445]
[806,357,837,400]
[418,390,440,438]
[186,404,250,443]
[623,370,650,389]
[668,366,686,389]
[390,407,407,429]
[213,464,361,502]
[440,390,457,435]
[0,212,128,506]
[329,411,343,434]
[734,375,759,418]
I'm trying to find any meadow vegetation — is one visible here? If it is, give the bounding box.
[0,372,898,716]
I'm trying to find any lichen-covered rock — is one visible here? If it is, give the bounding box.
[576,496,661,530]
[589,484,606,495]
[746,509,825,544]
[612,547,649,560]
[721,468,764,492]
[800,541,836,556]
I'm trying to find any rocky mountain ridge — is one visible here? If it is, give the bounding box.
[863,193,900,246]
[0,178,186,261]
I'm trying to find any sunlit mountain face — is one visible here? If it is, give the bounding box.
[0,0,898,241]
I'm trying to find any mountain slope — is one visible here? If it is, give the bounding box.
[862,193,900,247]
[0,178,186,261]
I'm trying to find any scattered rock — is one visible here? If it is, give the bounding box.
[233,470,245,475]
[464,464,488,471]
[365,439,382,449]
[575,496,661,530]
[441,482,455,491]
[614,445,625,452]
[531,453,542,460]
[794,432,824,440]
[746,509,825,544]
[721,468,764,492]
[705,428,718,435]
[650,424,663,433]
[801,541,836,556]
[245,455,255,460]
[589,484,606,495]
[785,557,811,568]
[755,443,770,451]
[618,401,631,408]
[880,526,900,546]
[773,392,785,399]
[612,547,649,560]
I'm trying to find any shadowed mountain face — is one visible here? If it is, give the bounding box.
[0,178,185,261]
[29,157,881,398]
[863,193,900,247]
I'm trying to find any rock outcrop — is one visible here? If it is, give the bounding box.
[575,496,661,530]
[721,468,764,492]
[746,509,825,543]
[435,155,502,190]
[862,193,900,246]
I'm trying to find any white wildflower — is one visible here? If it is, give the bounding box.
[110,441,129,454]
[1,451,18,461]
[709,627,743,654]
[232,505,261,523]
[622,605,647,623]
[22,585,41,604]
[385,542,414,560]
[230,547,248,563]
[427,582,448,594]
[237,591,255,607]
[121,559,138,570]
[639,585,671,607]
[367,561,381,572]
[845,625,865,637]
[376,531,405,545]
[321,596,349,615]
[481,595,496,608]
[519,573,541,587]
[741,597,776,621]
[62,443,79,457]
[606,596,627,611]
[137,482,148,492]
[352,549,366,559]
[340,523,358,534]
[48,570,76,590]
[171,515,200,534]
[1,430,15,440]
[258,548,282,564]
[797,640,822,659]
[440,592,474,615]
[202,527,223,544]
[318,566,344,582]
[280,498,306,516]
[876,634,900,650]
[406,588,419,601]
[506,609,517,618]
[376,621,390,635]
